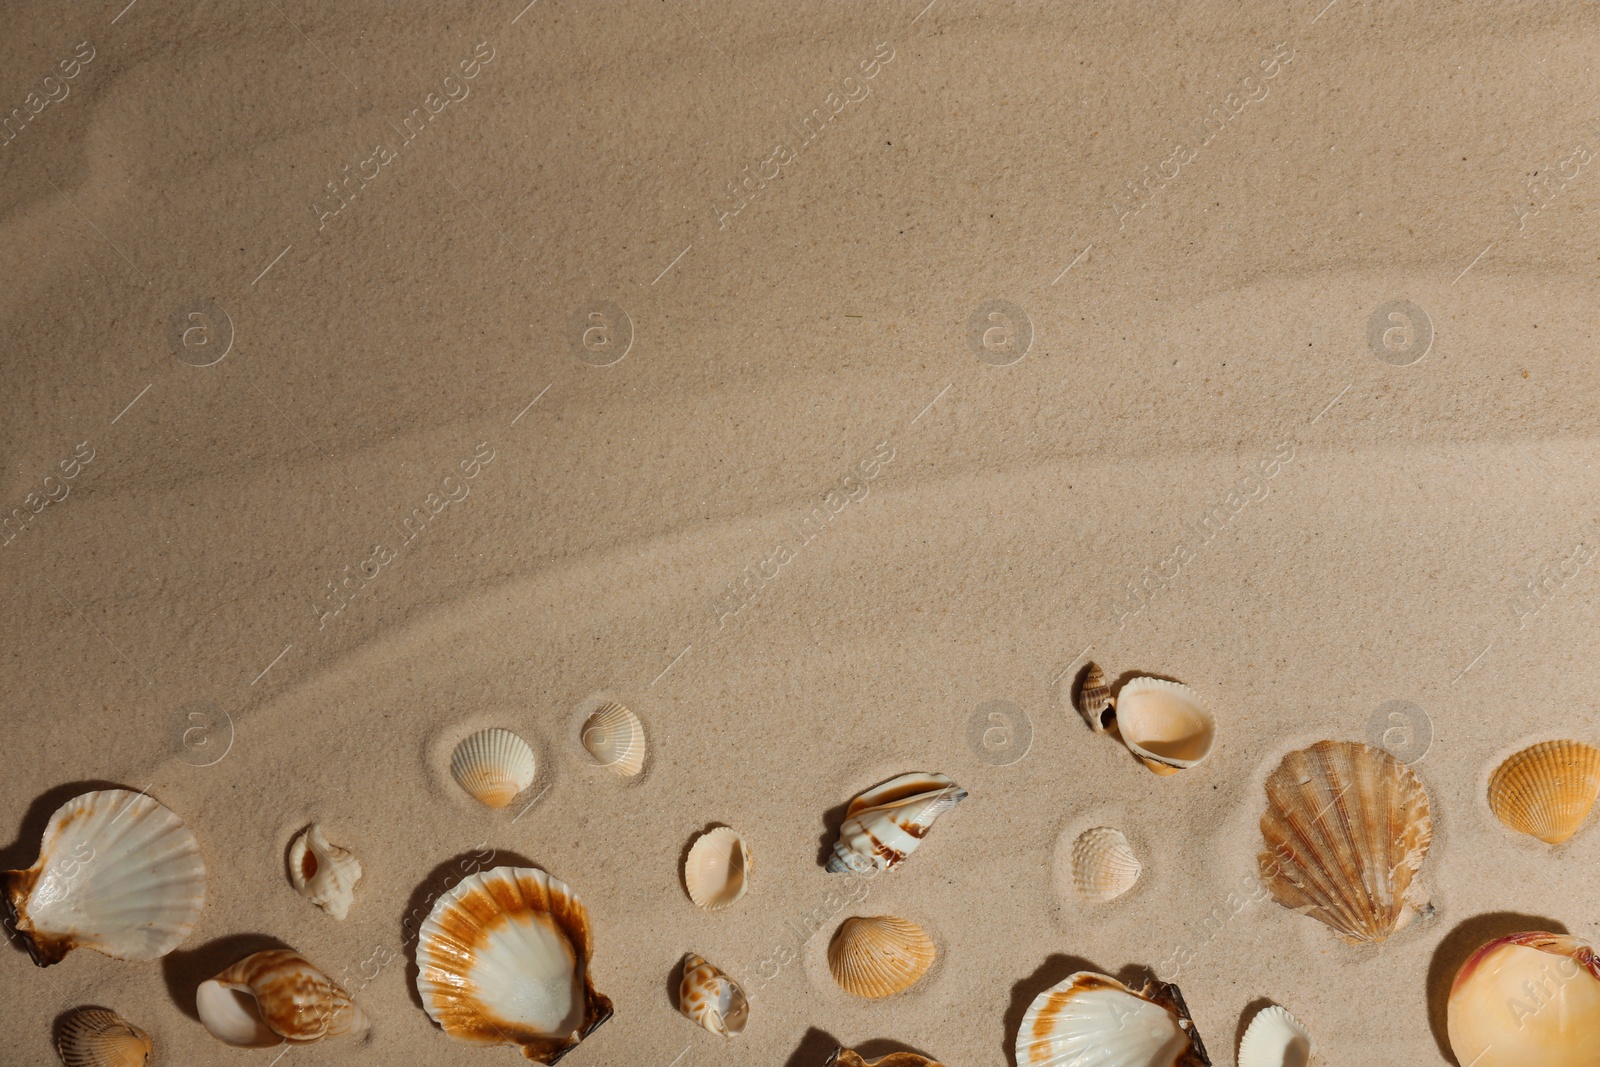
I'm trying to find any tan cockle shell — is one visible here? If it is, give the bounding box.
[1487,739,1600,845]
[196,949,368,1047]
[1115,677,1216,775]
[1237,1005,1312,1067]
[287,823,362,920]
[827,916,936,999]
[684,827,752,911]
[450,728,537,808]
[1071,827,1142,903]
[1017,972,1210,1066]
[57,1007,151,1067]
[826,772,968,874]
[828,1052,946,1067]
[2,788,206,966]
[678,953,748,1036]
[1448,931,1600,1067]
[1076,661,1114,733]
[580,701,646,777]
[1258,740,1432,944]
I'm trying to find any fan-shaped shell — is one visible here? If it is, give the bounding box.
[1258,740,1432,944]
[1238,1005,1312,1067]
[827,916,936,999]
[57,1007,151,1067]
[678,953,748,1036]
[2,788,206,966]
[1071,827,1142,903]
[415,865,613,1064]
[1487,739,1600,845]
[1115,678,1216,775]
[684,827,752,911]
[288,823,362,920]
[1447,931,1600,1067]
[450,728,537,808]
[829,1052,946,1067]
[580,702,646,777]
[1077,661,1114,733]
[196,949,368,1047]
[826,772,968,874]
[1016,972,1210,1066]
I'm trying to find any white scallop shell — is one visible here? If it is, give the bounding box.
[684,827,752,911]
[197,949,368,1047]
[1017,972,1208,1067]
[1071,827,1142,903]
[580,701,646,777]
[287,824,362,920]
[416,865,613,1063]
[826,772,968,874]
[450,728,537,808]
[1115,678,1216,775]
[57,1007,152,1067]
[2,789,206,965]
[678,953,748,1036]
[1238,1005,1313,1067]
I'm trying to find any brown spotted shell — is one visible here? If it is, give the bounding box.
[1487,739,1600,845]
[1076,661,1114,733]
[827,915,937,998]
[197,949,368,1046]
[678,953,748,1036]
[57,1007,151,1067]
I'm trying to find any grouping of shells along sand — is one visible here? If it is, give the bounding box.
[10,671,1600,1065]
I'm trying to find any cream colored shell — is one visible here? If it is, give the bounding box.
[1448,932,1600,1067]
[1070,827,1142,904]
[287,823,362,920]
[1237,1005,1313,1067]
[1114,677,1216,775]
[450,728,537,808]
[1487,739,1600,845]
[580,701,646,776]
[678,953,749,1036]
[57,1007,152,1067]
[684,827,752,910]
[196,949,368,1047]
[827,915,936,999]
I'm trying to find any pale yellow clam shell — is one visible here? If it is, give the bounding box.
[684,827,752,911]
[827,915,936,999]
[57,1007,151,1067]
[678,953,749,1036]
[1070,827,1142,904]
[580,701,646,777]
[1487,739,1600,845]
[1115,677,1215,774]
[1448,932,1600,1067]
[450,728,537,808]
[287,823,362,920]
[196,949,367,1047]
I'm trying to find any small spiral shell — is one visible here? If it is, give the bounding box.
[678,953,748,1036]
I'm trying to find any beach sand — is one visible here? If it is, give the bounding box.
[3,2,1600,1064]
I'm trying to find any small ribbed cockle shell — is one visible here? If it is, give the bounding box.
[1017,972,1211,1066]
[1258,740,1432,944]
[684,827,752,911]
[828,1051,946,1067]
[1237,1005,1312,1067]
[1076,662,1114,733]
[580,702,646,777]
[678,953,748,1037]
[826,772,968,874]
[56,1007,151,1067]
[1487,739,1600,845]
[1071,827,1142,904]
[287,823,362,920]
[450,728,537,808]
[196,949,369,1047]
[827,915,937,999]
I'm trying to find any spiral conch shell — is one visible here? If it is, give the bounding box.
[1447,931,1600,1067]
[828,1052,946,1067]
[1487,739,1600,845]
[826,772,968,874]
[196,949,368,1047]
[1237,1005,1312,1067]
[1017,972,1210,1066]
[827,915,937,998]
[1071,827,1142,904]
[3,788,206,966]
[450,728,538,808]
[57,1007,151,1067]
[678,953,749,1037]
[1258,740,1432,944]
[288,823,362,920]
[580,702,646,777]
[684,827,752,911]
[1076,661,1114,733]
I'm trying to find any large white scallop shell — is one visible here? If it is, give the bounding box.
[1237,1005,1312,1067]
[57,1007,152,1067]
[196,948,368,1047]
[1114,678,1216,775]
[2,788,206,966]
[287,823,362,920]
[678,953,748,1037]
[684,827,752,911]
[450,728,537,808]
[416,865,614,1064]
[826,772,968,874]
[1071,827,1142,903]
[1016,972,1209,1066]
[580,702,646,777]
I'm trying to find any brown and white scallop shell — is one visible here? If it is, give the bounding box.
[57,1007,151,1067]
[678,953,748,1037]
[827,915,937,999]
[196,949,368,1047]
[684,827,752,911]
[1487,739,1600,845]
[1258,740,1432,944]
[1076,661,1114,733]
[1017,972,1211,1066]
[1071,827,1142,903]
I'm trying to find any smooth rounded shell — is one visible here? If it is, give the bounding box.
[678,953,749,1036]
[684,827,752,910]
[1017,972,1197,1066]
[1448,932,1600,1067]
[2,789,206,965]
[450,728,537,808]
[1237,1005,1312,1067]
[1487,739,1600,845]
[1071,827,1142,903]
[580,702,646,777]
[1115,678,1215,774]
[287,824,362,920]
[197,949,367,1047]
[57,1007,151,1067]
[827,916,936,999]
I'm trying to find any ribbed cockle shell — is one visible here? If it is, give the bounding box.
[450,728,537,808]
[1114,677,1216,775]
[196,949,368,1047]
[1071,827,1142,904]
[1237,1005,1312,1067]
[57,1007,152,1067]
[826,772,968,874]
[580,702,646,777]
[827,915,936,998]
[1487,739,1600,845]
[684,827,752,911]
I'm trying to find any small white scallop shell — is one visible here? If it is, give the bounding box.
[678,953,748,1037]
[1071,827,1142,903]
[1238,1005,1313,1067]
[197,949,368,1047]
[580,702,646,777]
[684,827,752,910]
[1115,678,1216,775]
[2,788,206,966]
[450,728,537,808]
[287,824,362,920]
[57,1007,152,1067]
[826,772,968,874]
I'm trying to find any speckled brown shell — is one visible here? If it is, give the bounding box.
[57,1008,151,1067]
[677,953,748,1036]
[1487,739,1600,845]
[1076,661,1114,733]
[201,949,367,1044]
[827,915,936,999]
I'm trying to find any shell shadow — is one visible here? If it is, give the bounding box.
[854,1037,945,1061]
[161,932,293,1020]
[1234,997,1277,1059]
[1003,954,1108,1067]
[815,798,853,868]
[1426,911,1568,1064]
[782,1026,845,1067]
[665,952,688,1012]
[399,849,538,1014]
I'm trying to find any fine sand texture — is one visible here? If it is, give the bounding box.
[4,3,1600,1065]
